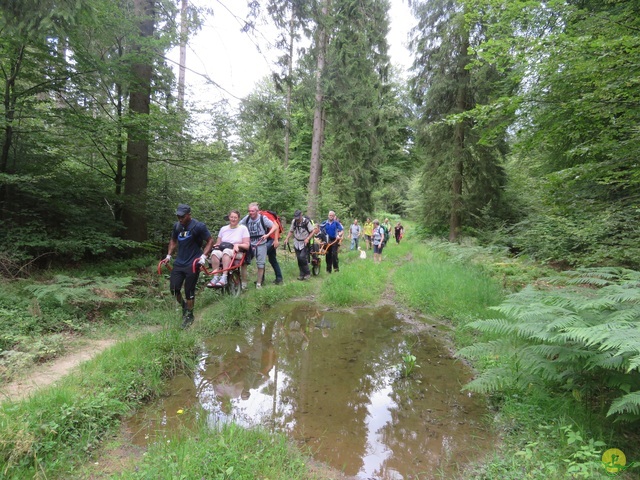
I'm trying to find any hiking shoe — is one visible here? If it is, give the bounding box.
[207,275,220,288]
[181,311,194,329]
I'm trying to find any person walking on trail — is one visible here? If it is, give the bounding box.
[372,219,385,263]
[240,202,278,289]
[261,210,284,285]
[363,218,373,250]
[349,219,361,251]
[321,210,344,273]
[207,210,250,288]
[284,209,315,280]
[160,203,214,329]
[383,218,391,243]
[394,221,405,244]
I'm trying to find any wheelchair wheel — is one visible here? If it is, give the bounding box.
[228,270,242,297]
[311,258,320,276]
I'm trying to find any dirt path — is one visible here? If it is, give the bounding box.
[0,338,118,403]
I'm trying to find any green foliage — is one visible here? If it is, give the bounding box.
[319,254,387,307]
[409,0,512,237]
[393,245,504,324]
[507,178,640,269]
[462,389,623,480]
[0,330,196,477]
[514,424,607,479]
[460,267,640,422]
[399,353,419,378]
[26,275,135,307]
[119,420,310,480]
[460,0,640,269]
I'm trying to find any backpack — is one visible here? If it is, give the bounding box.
[380,225,389,244]
[259,210,284,240]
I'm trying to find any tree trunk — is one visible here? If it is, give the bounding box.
[283,6,294,168]
[449,34,471,243]
[307,0,330,220]
[177,0,188,110]
[0,44,24,223]
[449,154,463,242]
[122,0,155,242]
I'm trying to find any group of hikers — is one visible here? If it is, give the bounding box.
[159,203,404,328]
[348,217,404,262]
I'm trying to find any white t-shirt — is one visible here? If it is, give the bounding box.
[217,224,250,244]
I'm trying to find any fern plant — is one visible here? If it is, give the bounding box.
[26,275,135,306]
[459,267,640,421]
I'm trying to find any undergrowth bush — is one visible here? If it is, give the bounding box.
[460,267,640,422]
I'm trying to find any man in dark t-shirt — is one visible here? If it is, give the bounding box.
[160,203,214,328]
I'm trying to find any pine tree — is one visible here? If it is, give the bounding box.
[409,0,509,240]
[322,0,393,217]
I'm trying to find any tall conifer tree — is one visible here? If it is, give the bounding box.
[409,0,508,240]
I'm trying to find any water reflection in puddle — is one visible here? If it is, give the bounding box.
[128,303,493,479]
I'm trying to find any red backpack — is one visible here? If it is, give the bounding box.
[259,210,284,240]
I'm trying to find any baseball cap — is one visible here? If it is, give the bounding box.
[175,204,191,216]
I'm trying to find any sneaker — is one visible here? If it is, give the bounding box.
[297,275,304,281]
[274,278,283,285]
[207,275,220,288]
[217,275,228,287]
[303,274,311,280]
[256,283,262,289]
[241,283,248,291]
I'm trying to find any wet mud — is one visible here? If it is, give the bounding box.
[128,303,493,479]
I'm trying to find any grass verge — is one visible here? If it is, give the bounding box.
[115,419,312,480]
[397,238,639,479]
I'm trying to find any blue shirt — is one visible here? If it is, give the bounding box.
[323,220,343,240]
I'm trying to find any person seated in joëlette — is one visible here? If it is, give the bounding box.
[208,210,250,288]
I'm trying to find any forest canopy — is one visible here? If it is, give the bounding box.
[1,0,638,272]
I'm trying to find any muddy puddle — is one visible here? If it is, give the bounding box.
[128,303,493,479]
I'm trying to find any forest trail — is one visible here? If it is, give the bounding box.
[0,338,117,403]
[1,325,163,403]
[0,339,117,401]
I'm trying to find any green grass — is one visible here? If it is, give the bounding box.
[400,240,640,480]
[459,390,635,479]
[116,420,313,480]
[393,247,504,325]
[0,329,196,478]
[319,250,388,306]
[2,237,639,479]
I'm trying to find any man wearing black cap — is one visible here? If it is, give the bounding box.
[160,204,214,328]
[284,209,315,280]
